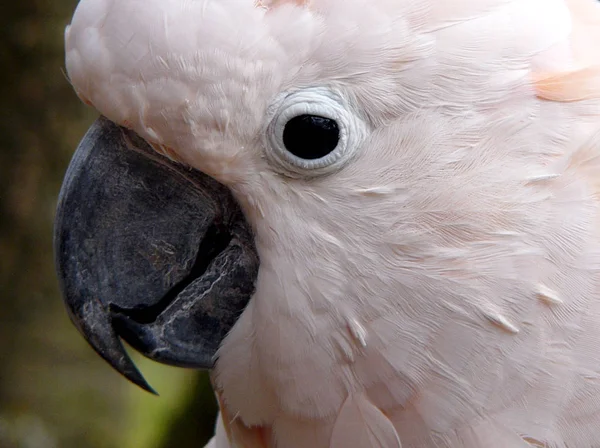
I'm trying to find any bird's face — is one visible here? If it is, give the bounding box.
[58,0,438,389]
[56,0,592,428]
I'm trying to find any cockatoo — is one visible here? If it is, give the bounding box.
[55,0,600,446]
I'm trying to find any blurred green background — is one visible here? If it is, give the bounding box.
[0,1,218,447]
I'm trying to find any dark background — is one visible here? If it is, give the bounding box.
[1,1,218,446]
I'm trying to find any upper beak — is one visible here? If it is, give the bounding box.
[54,117,259,393]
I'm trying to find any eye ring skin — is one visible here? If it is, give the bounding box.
[264,87,368,178]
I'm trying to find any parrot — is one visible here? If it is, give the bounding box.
[54,0,600,446]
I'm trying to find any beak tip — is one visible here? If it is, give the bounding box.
[71,298,158,395]
[93,331,159,395]
[105,344,158,396]
[124,369,159,396]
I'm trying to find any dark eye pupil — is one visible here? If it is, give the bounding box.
[282,114,340,160]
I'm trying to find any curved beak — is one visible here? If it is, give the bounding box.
[54,117,259,393]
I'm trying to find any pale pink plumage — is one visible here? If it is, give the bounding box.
[65,0,600,446]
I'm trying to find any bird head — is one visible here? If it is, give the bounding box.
[57,0,600,434]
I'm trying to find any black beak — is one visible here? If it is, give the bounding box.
[54,117,259,393]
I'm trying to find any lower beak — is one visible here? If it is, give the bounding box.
[54,117,259,393]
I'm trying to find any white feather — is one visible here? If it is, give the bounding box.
[330,393,401,448]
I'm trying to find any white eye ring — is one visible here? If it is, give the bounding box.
[264,87,367,177]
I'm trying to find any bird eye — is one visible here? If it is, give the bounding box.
[282,114,340,160]
[265,87,367,177]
